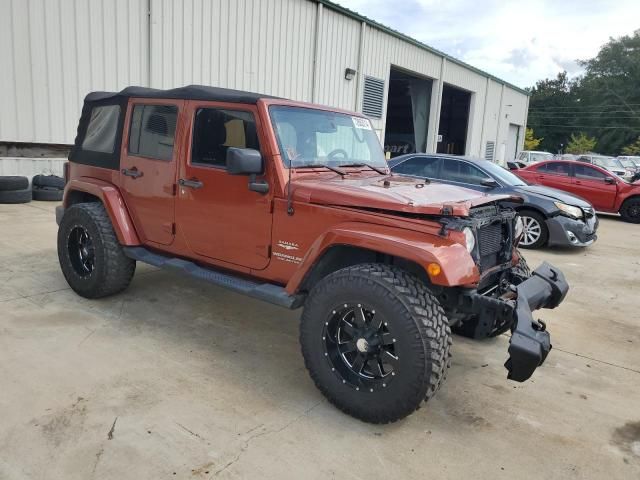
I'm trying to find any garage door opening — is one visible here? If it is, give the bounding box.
[384,68,432,158]
[437,84,471,155]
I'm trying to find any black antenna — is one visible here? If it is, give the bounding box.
[286,158,294,216]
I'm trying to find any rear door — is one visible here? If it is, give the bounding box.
[120,99,184,246]
[572,164,618,210]
[530,162,573,190]
[175,101,272,270]
[391,156,441,180]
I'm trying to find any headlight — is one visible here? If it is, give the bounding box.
[462,227,476,253]
[514,216,524,239]
[554,202,584,219]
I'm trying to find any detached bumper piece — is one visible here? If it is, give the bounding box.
[505,262,568,382]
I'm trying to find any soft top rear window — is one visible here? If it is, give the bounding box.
[81,105,121,154]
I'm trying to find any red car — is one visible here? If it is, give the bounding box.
[516,160,640,223]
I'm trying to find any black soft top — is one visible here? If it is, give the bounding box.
[85,84,278,104]
[70,85,278,170]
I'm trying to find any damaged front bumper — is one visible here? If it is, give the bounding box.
[449,262,569,382]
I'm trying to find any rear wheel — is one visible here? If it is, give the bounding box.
[300,264,451,424]
[519,210,548,249]
[620,198,640,224]
[57,202,136,298]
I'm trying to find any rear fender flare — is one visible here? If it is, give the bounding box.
[63,178,140,245]
[286,222,479,294]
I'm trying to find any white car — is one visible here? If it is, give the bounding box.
[516,151,554,164]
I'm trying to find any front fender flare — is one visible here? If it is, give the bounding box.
[286,222,479,294]
[63,178,140,245]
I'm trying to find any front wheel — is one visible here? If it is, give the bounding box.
[300,264,451,424]
[620,198,640,223]
[519,210,548,249]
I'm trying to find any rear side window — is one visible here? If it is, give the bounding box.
[393,157,440,178]
[192,108,260,167]
[575,164,606,180]
[82,105,121,153]
[537,162,570,176]
[440,159,491,185]
[128,105,178,160]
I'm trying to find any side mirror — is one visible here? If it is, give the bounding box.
[226,147,263,175]
[604,176,615,185]
[481,179,500,189]
[226,147,269,194]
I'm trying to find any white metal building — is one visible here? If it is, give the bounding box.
[0,0,529,163]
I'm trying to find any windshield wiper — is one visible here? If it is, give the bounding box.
[294,163,347,176]
[338,162,387,175]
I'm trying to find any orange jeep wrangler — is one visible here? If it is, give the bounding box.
[56,85,569,423]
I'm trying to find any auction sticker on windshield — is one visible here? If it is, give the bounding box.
[352,116,372,130]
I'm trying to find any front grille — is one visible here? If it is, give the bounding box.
[477,221,507,271]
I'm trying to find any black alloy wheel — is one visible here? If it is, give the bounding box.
[67,226,95,277]
[323,303,398,391]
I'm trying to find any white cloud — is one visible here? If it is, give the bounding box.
[333,0,640,88]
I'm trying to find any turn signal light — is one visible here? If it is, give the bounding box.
[427,263,441,277]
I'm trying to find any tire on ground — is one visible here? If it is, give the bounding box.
[619,197,640,224]
[0,176,29,191]
[0,187,32,204]
[518,209,548,249]
[300,263,451,424]
[32,186,63,201]
[57,202,136,298]
[32,174,65,189]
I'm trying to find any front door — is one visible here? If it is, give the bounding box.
[176,101,272,270]
[120,99,184,245]
[572,164,618,211]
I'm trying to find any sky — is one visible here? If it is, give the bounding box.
[333,0,640,89]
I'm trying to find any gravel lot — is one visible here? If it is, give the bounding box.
[1,201,639,480]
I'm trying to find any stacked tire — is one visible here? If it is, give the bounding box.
[0,176,32,204]
[0,174,64,204]
[32,175,64,202]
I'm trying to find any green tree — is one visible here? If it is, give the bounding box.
[527,30,640,155]
[566,132,597,154]
[622,136,640,155]
[523,127,542,150]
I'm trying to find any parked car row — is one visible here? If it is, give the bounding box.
[390,154,599,248]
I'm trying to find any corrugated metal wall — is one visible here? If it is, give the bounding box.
[0,0,528,158]
[0,0,149,145]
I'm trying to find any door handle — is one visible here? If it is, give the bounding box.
[122,167,143,179]
[178,178,204,189]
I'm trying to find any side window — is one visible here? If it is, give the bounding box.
[128,104,178,160]
[518,152,527,161]
[192,108,259,167]
[441,159,491,185]
[392,157,440,178]
[82,105,121,153]
[575,164,606,180]
[539,162,570,176]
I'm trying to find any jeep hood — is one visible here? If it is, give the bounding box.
[292,174,515,216]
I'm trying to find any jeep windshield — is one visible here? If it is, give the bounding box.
[269,106,387,170]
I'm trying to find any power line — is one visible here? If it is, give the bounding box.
[534,124,640,129]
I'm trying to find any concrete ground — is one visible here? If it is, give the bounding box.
[1,201,639,480]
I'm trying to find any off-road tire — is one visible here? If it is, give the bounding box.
[57,202,136,298]
[32,186,63,201]
[0,187,32,204]
[32,174,65,189]
[300,264,451,424]
[519,209,548,249]
[0,176,29,191]
[619,197,640,224]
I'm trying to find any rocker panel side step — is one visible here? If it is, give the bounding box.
[123,246,304,309]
